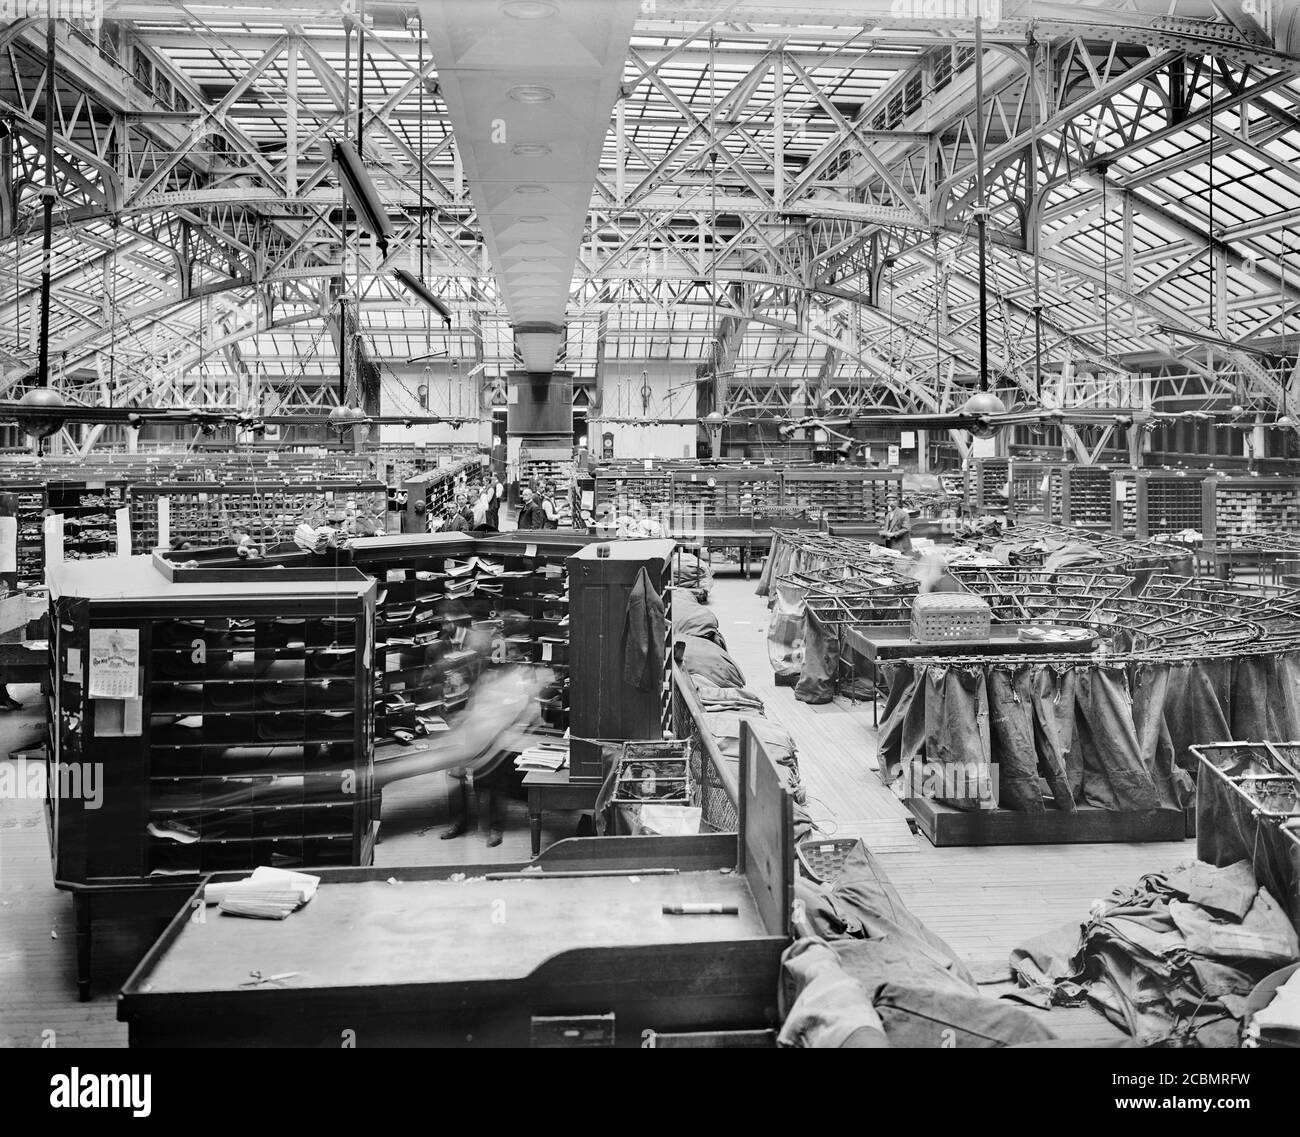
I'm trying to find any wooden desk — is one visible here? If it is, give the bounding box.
[523,770,602,857]
[675,529,772,578]
[119,726,793,1047]
[843,625,1099,661]
[673,519,819,578]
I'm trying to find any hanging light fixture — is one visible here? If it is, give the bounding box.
[16,387,65,441]
[391,17,452,329]
[392,268,452,325]
[959,12,1006,436]
[332,138,392,250]
[20,18,67,449]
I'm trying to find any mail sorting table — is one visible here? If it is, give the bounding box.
[670,518,818,580]
[118,723,794,1047]
[843,625,1100,661]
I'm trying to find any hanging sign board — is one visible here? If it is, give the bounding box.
[0,515,15,574]
[44,514,64,572]
[115,507,132,557]
[88,628,140,700]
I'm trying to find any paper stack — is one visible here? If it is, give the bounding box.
[293,523,335,554]
[207,866,321,920]
[514,740,569,773]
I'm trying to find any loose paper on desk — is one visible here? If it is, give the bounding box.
[157,497,170,551]
[0,514,16,574]
[115,507,132,558]
[44,513,64,570]
[88,628,140,699]
[204,865,320,908]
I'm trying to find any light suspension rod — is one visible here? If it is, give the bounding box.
[974,13,989,394]
[37,18,56,389]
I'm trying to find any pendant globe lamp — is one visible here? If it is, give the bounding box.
[17,387,66,441]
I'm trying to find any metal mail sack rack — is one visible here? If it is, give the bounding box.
[611,739,692,804]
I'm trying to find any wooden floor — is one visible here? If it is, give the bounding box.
[1,568,1196,1047]
[1,688,129,1046]
[708,576,918,851]
[705,569,1196,1041]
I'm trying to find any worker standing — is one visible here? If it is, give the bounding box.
[881,495,913,554]
[516,486,547,531]
[481,473,506,533]
[538,482,560,530]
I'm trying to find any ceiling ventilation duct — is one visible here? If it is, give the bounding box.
[514,324,565,373]
[421,0,639,375]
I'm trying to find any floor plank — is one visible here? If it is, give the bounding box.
[705,576,917,849]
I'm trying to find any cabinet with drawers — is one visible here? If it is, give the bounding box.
[45,556,376,999]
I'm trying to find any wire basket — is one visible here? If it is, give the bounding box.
[1191,741,1300,822]
[796,837,863,884]
[610,739,692,805]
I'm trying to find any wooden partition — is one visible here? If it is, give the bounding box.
[738,719,794,940]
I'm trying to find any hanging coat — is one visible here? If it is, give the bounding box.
[622,566,666,692]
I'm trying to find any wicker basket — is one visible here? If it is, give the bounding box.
[796,837,863,884]
[910,592,991,642]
